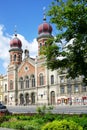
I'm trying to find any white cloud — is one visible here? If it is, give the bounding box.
[0,25,38,74]
[17,34,38,58]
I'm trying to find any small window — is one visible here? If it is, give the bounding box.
[60,86,65,94]
[10,55,12,62]
[82,85,86,92]
[74,85,79,93]
[14,54,16,61]
[25,76,29,88]
[18,55,21,62]
[51,75,54,84]
[40,43,42,48]
[39,73,44,86]
[60,76,65,83]
[10,80,13,90]
[31,75,35,87]
[19,77,24,89]
[5,84,7,92]
[67,85,72,94]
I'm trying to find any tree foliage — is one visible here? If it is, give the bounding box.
[42,0,87,83]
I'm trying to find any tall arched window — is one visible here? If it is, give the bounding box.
[10,55,12,62]
[25,76,29,88]
[40,43,42,48]
[60,85,65,94]
[31,75,35,87]
[51,75,54,84]
[18,55,20,61]
[5,84,7,92]
[67,85,72,94]
[10,80,13,90]
[39,73,44,86]
[74,84,79,93]
[14,54,16,61]
[19,77,24,89]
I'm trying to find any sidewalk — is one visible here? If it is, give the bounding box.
[0,128,14,130]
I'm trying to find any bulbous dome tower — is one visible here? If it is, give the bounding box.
[9,33,23,65]
[10,34,22,48]
[38,22,52,35]
[37,13,53,56]
[37,15,53,40]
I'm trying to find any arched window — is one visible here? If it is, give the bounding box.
[18,55,21,62]
[51,75,54,84]
[40,43,42,48]
[31,92,35,104]
[19,77,24,89]
[14,54,16,61]
[60,86,65,94]
[82,84,86,92]
[10,55,12,62]
[10,80,13,90]
[39,73,44,86]
[5,84,7,92]
[31,75,35,87]
[74,84,79,93]
[67,85,72,94]
[25,76,29,88]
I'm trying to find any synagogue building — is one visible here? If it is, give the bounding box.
[1,16,87,106]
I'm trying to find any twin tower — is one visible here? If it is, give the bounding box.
[9,17,53,66]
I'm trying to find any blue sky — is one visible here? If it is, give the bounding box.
[0,0,54,75]
[0,0,53,41]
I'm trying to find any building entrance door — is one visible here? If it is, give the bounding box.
[51,91,55,105]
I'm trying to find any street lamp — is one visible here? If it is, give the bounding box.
[68,78,72,105]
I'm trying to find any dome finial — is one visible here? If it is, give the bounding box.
[14,25,17,37]
[43,7,46,22]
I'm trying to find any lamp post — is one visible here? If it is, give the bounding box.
[84,55,87,84]
[69,88,72,105]
[68,78,72,105]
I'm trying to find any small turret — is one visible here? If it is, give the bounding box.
[24,48,29,58]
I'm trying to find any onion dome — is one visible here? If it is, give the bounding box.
[37,12,53,40]
[10,34,22,48]
[38,22,52,35]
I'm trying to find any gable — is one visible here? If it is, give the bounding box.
[18,58,35,77]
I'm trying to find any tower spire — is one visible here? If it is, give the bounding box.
[43,7,46,22]
[14,25,17,37]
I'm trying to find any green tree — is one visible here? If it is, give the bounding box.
[42,0,87,83]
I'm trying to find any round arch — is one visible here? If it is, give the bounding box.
[19,93,24,105]
[25,93,29,105]
[31,92,35,104]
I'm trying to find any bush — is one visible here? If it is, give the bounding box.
[24,125,36,130]
[36,105,54,114]
[0,116,7,124]
[24,125,40,130]
[79,118,87,130]
[1,120,29,129]
[42,119,83,130]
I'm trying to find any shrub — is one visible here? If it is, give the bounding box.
[79,118,87,130]
[0,116,7,124]
[42,119,83,130]
[24,125,40,130]
[16,115,32,120]
[24,125,36,130]
[1,120,29,129]
[36,105,54,114]
[42,113,55,122]
[0,122,10,128]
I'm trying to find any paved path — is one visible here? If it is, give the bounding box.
[0,128,14,130]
